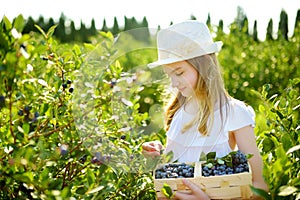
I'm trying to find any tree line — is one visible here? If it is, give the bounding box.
[22,7,300,43]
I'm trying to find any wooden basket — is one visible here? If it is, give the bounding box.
[154,162,252,199]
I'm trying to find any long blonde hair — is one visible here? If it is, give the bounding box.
[165,54,230,136]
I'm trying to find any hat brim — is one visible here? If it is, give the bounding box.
[147,57,184,68]
[148,41,223,68]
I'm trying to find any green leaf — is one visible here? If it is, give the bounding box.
[262,137,275,152]
[250,185,271,200]
[286,145,300,155]
[278,185,298,196]
[296,192,300,200]
[217,158,225,165]
[163,150,174,163]
[12,14,24,32]
[162,183,173,199]
[13,171,34,183]
[281,134,292,152]
[46,25,57,38]
[73,44,81,55]
[199,151,206,161]
[3,16,12,30]
[75,186,86,195]
[86,168,96,186]
[86,185,105,194]
[206,152,216,160]
[22,123,30,134]
[34,24,47,38]
[245,153,253,160]
[205,163,213,168]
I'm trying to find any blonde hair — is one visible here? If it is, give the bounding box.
[165,54,230,136]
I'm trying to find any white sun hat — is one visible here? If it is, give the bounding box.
[148,20,223,68]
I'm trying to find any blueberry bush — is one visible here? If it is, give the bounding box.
[0,15,299,199]
[0,15,162,200]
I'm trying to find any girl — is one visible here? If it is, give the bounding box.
[142,20,268,199]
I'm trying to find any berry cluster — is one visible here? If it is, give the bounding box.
[62,79,74,93]
[155,163,194,179]
[17,105,39,123]
[202,150,250,177]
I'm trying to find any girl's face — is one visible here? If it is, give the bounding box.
[163,61,199,97]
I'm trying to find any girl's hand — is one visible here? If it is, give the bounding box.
[174,179,210,200]
[142,140,163,157]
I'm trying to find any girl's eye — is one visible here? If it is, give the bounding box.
[175,72,183,76]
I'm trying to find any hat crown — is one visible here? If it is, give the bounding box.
[148,20,222,68]
[158,21,213,48]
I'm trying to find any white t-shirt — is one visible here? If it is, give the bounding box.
[165,98,255,162]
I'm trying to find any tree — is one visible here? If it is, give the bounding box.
[215,20,224,41]
[102,18,109,32]
[45,17,55,33]
[218,20,224,33]
[253,20,258,41]
[190,15,197,20]
[266,18,274,40]
[278,9,288,40]
[23,16,35,34]
[206,13,211,28]
[79,21,88,42]
[54,13,67,42]
[293,9,300,37]
[112,17,120,35]
[90,18,97,36]
[234,6,248,34]
[69,20,77,41]
[37,15,46,30]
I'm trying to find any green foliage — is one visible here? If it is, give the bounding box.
[161,183,173,199]
[253,79,300,199]
[0,15,159,200]
[0,13,299,200]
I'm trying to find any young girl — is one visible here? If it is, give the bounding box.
[142,20,268,199]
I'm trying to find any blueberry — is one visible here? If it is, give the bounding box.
[91,157,99,164]
[34,111,39,117]
[18,109,24,116]
[120,135,126,140]
[0,95,5,103]
[110,81,116,88]
[68,87,74,93]
[24,105,31,112]
[59,145,68,156]
[62,83,68,89]
[79,155,87,163]
[67,80,72,84]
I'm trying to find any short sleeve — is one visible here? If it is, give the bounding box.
[226,99,256,131]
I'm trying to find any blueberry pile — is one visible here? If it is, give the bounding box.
[202,150,250,177]
[155,163,194,179]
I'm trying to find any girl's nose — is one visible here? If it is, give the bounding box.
[170,76,179,88]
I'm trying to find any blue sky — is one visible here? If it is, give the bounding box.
[2,0,300,40]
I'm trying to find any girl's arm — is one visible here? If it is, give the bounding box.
[233,125,269,192]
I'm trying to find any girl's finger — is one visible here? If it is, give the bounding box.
[182,179,200,193]
[142,149,160,157]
